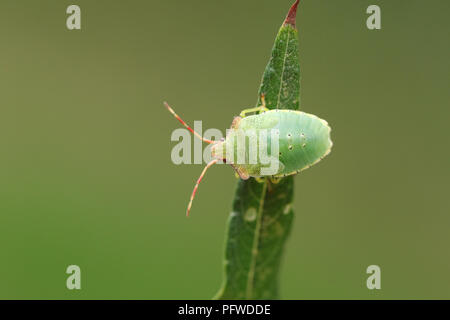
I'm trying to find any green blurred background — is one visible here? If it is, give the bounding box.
[0,0,449,299]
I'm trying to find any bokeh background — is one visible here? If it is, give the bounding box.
[0,0,449,299]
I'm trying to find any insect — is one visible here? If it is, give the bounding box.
[164,95,332,216]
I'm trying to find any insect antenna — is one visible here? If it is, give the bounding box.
[187,159,218,217]
[163,102,214,144]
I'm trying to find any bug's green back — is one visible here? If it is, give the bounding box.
[226,110,332,177]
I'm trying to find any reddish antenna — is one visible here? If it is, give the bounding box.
[164,102,214,144]
[186,159,218,217]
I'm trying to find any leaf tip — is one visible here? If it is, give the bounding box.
[283,0,300,28]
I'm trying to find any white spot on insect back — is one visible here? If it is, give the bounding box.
[244,207,257,222]
[283,204,292,215]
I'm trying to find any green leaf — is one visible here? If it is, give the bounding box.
[215,0,300,300]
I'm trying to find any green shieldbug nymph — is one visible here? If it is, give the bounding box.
[164,95,332,216]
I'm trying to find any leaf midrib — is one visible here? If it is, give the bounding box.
[275,28,291,110]
[246,29,291,298]
[245,180,267,299]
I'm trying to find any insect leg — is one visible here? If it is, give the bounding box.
[239,105,269,117]
[260,93,267,109]
[239,94,269,118]
[230,164,250,180]
[266,176,281,193]
[270,177,282,184]
[186,159,218,217]
[164,102,214,144]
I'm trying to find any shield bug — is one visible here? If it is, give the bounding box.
[164,95,332,216]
